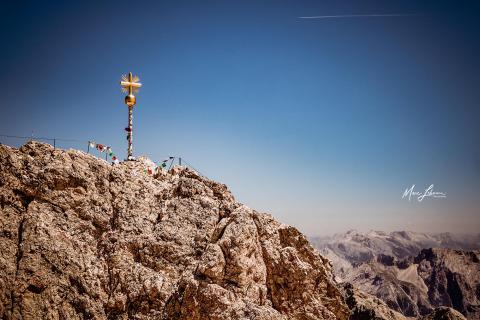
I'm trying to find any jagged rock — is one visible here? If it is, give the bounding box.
[0,141,350,320]
[415,248,480,319]
[340,249,480,318]
[340,283,407,320]
[420,307,466,320]
[312,230,480,319]
[311,230,480,280]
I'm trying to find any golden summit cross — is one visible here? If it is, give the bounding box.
[121,72,142,95]
[120,72,142,160]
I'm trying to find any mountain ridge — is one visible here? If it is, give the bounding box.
[311,230,480,279]
[312,231,480,318]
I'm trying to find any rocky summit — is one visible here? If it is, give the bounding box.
[0,141,350,320]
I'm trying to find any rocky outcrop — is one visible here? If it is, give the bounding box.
[311,230,480,280]
[340,283,407,320]
[420,307,466,320]
[0,142,350,319]
[312,230,480,319]
[341,249,480,319]
[416,249,480,319]
[342,261,430,317]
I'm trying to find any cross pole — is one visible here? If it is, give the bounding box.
[120,72,142,160]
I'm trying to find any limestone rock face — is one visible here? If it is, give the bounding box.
[420,307,467,320]
[415,249,480,319]
[313,230,480,319]
[0,142,349,320]
[341,249,480,319]
[311,230,480,280]
[340,283,407,320]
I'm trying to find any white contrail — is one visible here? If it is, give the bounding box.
[298,14,418,19]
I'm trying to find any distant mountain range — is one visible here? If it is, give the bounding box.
[311,230,480,318]
[311,230,480,278]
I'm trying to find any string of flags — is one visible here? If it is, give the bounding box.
[87,140,182,175]
[88,141,119,164]
[0,134,199,176]
[143,157,175,175]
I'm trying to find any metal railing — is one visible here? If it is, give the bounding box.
[0,134,205,176]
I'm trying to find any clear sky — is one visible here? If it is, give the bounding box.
[1,0,479,235]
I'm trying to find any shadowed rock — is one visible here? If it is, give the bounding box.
[340,283,407,320]
[420,307,466,320]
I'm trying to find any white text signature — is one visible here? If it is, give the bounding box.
[402,184,446,202]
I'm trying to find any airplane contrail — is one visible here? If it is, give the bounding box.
[298,14,418,19]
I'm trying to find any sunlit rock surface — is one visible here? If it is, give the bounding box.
[0,141,350,320]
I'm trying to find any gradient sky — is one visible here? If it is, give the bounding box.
[1,0,479,235]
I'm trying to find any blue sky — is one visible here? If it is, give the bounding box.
[1,0,479,235]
